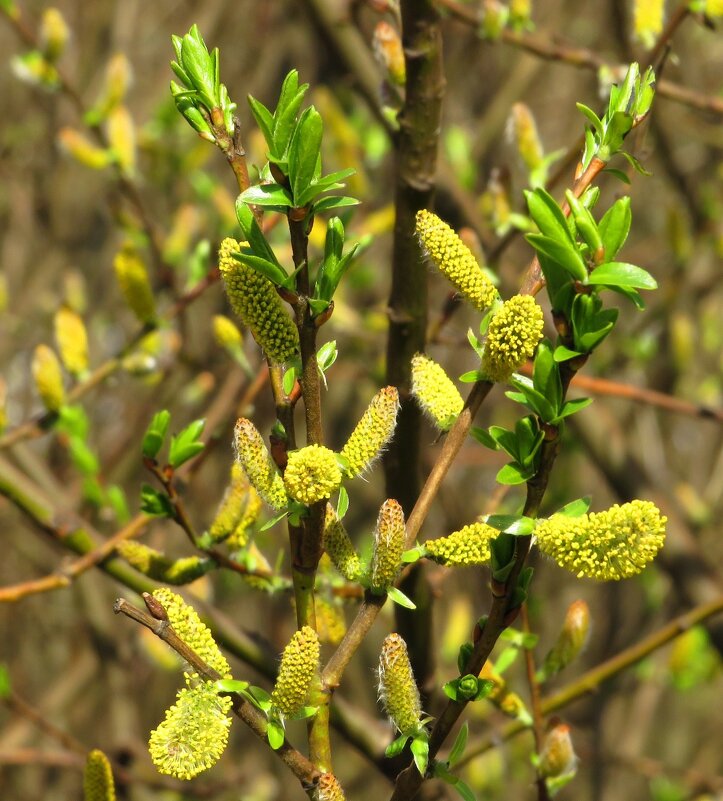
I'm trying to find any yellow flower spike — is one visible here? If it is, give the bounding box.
[226,486,262,551]
[283,445,342,506]
[212,314,243,350]
[83,749,116,801]
[510,0,532,28]
[151,588,230,676]
[316,772,347,801]
[538,723,577,779]
[208,462,255,544]
[411,354,464,431]
[315,597,347,645]
[32,344,65,412]
[54,306,88,377]
[540,600,590,679]
[233,418,288,510]
[149,681,232,780]
[117,542,210,585]
[58,128,112,170]
[509,103,543,173]
[633,0,664,48]
[482,294,544,383]
[113,244,156,324]
[370,499,405,593]
[415,209,498,312]
[107,105,137,175]
[378,633,422,736]
[39,8,69,62]
[707,0,723,15]
[340,386,399,477]
[425,522,498,566]
[219,238,299,364]
[323,504,363,582]
[271,626,320,717]
[99,53,132,114]
[535,500,666,580]
[0,377,7,435]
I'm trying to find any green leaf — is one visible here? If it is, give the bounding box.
[451,778,477,801]
[232,252,291,289]
[288,106,323,206]
[575,102,605,138]
[140,484,174,517]
[410,735,429,776]
[448,722,469,768]
[554,496,591,518]
[525,188,575,244]
[402,547,424,564]
[555,397,594,420]
[553,345,582,362]
[238,183,293,208]
[311,195,360,215]
[259,509,289,532]
[169,419,205,468]
[336,485,349,519]
[598,197,631,260]
[266,719,285,750]
[485,515,536,536]
[620,150,652,176]
[272,72,309,159]
[385,733,410,758]
[317,340,338,372]
[459,369,485,383]
[469,426,499,450]
[494,645,521,674]
[587,262,657,290]
[234,198,286,273]
[496,462,532,485]
[142,410,171,459]
[247,95,274,149]
[387,586,417,610]
[603,167,631,184]
[287,705,319,721]
[525,234,587,282]
[215,678,250,694]
[532,341,562,413]
[179,28,216,108]
[509,375,557,423]
[282,365,297,395]
[0,664,10,699]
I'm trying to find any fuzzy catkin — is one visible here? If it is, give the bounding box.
[118,542,210,585]
[113,245,156,324]
[83,749,116,801]
[540,600,590,678]
[482,294,544,383]
[633,0,664,47]
[378,633,421,736]
[54,306,88,376]
[411,354,464,431]
[424,522,497,566]
[323,505,362,581]
[510,103,543,173]
[234,418,288,510]
[340,386,399,477]
[535,500,666,580]
[283,445,342,506]
[271,626,320,717]
[415,209,498,312]
[149,681,232,779]
[218,238,298,364]
[32,344,65,411]
[369,499,405,593]
[208,462,256,544]
[151,588,230,676]
[315,773,347,801]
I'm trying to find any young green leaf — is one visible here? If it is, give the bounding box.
[587,262,657,290]
[448,722,469,768]
[410,734,429,776]
[554,496,591,517]
[288,106,323,206]
[140,484,174,517]
[387,586,417,610]
[598,196,631,260]
[266,719,285,750]
[142,409,171,459]
[168,419,205,468]
[238,183,293,208]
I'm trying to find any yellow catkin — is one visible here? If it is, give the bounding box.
[315,597,347,645]
[535,500,666,580]
[510,103,543,173]
[540,600,590,678]
[340,386,399,477]
[233,418,288,510]
[58,128,111,169]
[416,210,498,312]
[283,445,342,506]
[707,0,723,16]
[39,8,69,62]
[633,0,665,48]
[226,487,262,550]
[208,462,254,544]
[323,505,362,581]
[149,681,232,779]
[113,244,156,323]
[316,773,347,801]
[100,53,132,113]
[107,105,136,174]
[482,294,544,383]
[117,542,209,585]
[370,499,405,593]
[151,588,230,676]
[425,522,498,566]
[271,626,320,717]
[212,314,243,350]
[83,749,116,801]
[378,633,421,736]
[218,238,299,364]
[411,354,464,431]
[54,306,88,376]
[0,377,7,435]
[32,344,65,411]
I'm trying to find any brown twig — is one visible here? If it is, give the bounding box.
[0,513,149,603]
[114,596,320,788]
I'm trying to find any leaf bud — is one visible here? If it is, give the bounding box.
[538,722,577,779]
[539,600,590,680]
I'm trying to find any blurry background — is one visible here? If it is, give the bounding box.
[0,0,721,799]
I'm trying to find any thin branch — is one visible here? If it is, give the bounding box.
[114,596,320,788]
[435,0,723,116]
[0,514,149,603]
